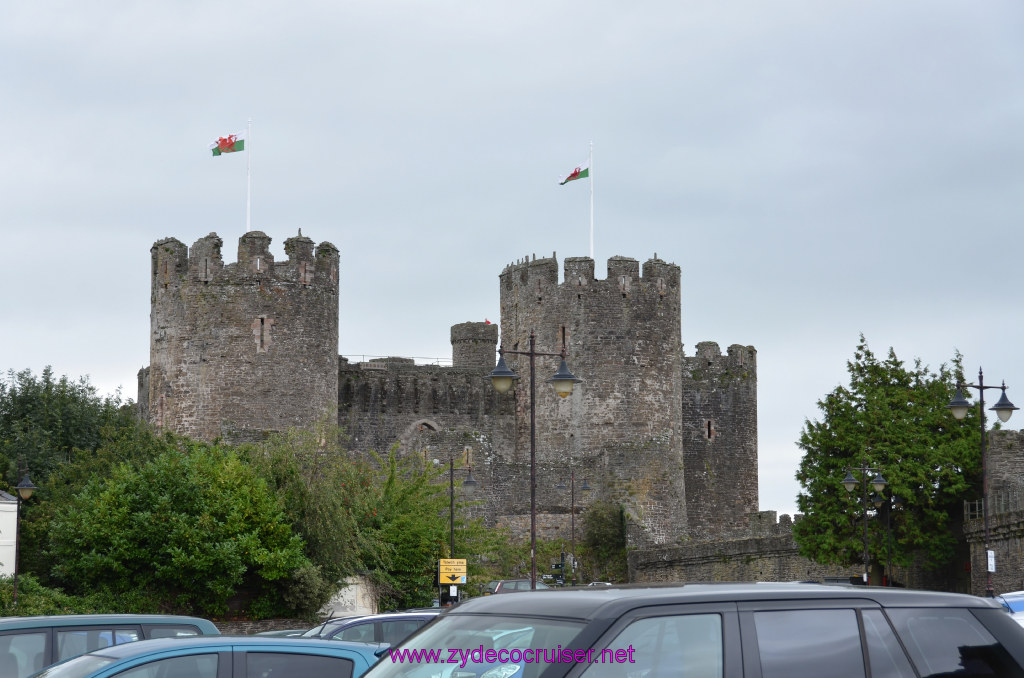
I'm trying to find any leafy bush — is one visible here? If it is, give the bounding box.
[45,439,311,617]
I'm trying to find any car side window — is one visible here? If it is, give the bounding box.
[861,609,916,678]
[581,613,723,678]
[381,620,424,645]
[57,629,141,661]
[753,609,864,678]
[338,623,375,643]
[886,607,1024,677]
[113,653,218,678]
[0,631,46,678]
[245,652,354,678]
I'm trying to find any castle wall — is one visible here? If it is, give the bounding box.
[682,342,759,541]
[146,231,339,442]
[337,353,519,529]
[497,254,686,547]
[963,429,1024,596]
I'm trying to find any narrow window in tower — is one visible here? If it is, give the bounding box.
[252,316,274,353]
[704,419,716,440]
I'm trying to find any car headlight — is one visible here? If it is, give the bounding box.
[480,664,521,678]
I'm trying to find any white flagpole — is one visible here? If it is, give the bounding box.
[589,140,594,260]
[246,118,253,233]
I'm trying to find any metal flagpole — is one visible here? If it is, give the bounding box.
[589,141,594,260]
[246,118,252,233]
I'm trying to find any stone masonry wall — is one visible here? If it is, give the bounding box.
[145,231,339,442]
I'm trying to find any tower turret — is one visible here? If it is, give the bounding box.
[144,230,339,442]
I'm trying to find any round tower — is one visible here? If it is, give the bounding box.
[450,321,499,370]
[146,230,339,442]
[496,252,686,547]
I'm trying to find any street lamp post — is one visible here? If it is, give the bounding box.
[447,454,478,559]
[843,462,888,585]
[947,368,1017,597]
[872,493,902,586]
[490,329,582,590]
[437,452,477,605]
[13,473,37,607]
[556,469,591,586]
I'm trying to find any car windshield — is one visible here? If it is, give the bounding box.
[28,654,116,678]
[364,613,586,677]
[1002,597,1024,613]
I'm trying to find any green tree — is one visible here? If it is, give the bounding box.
[246,424,496,611]
[0,367,135,486]
[793,336,978,576]
[20,424,171,584]
[45,438,310,617]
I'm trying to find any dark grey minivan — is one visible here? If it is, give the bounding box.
[0,613,219,678]
[364,582,1024,677]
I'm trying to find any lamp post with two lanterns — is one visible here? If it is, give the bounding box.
[947,368,1017,597]
[489,329,582,590]
[842,462,887,585]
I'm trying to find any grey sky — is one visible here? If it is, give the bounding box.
[3,1,1023,518]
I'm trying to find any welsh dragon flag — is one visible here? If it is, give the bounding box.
[559,164,589,185]
[209,132,246,156]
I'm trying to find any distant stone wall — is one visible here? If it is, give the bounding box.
[631,512,859,584]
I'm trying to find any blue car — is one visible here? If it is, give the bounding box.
[27,635,387,678]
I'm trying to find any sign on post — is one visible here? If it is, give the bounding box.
[439,558,467,585]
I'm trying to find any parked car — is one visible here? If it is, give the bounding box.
[302,612,440,646]
[998,590,1024,627]
[484,579,551,594]
[0,614,219,678]
[363,582,1024,677]
[25,636,386,678]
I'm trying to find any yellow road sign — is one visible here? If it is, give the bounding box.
[439,559,467,585]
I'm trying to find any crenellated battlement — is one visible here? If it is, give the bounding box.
[685,342,758,378]
[150,231,339,289]
[500,253,681,296]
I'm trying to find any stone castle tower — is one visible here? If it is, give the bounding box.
[496,254,687,544]
[139,232,758,548]
[139,231,339,441]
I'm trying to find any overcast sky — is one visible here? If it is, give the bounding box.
[3,1,1023,518]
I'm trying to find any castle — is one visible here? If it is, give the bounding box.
[138,231,759,548]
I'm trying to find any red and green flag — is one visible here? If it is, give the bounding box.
[559,164,590,185]
[209,132,246,156]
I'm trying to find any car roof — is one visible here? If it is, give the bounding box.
[450,582,1005,619]
[323,611,440,623]
[0,614,218,632]
[77,635,385,661]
